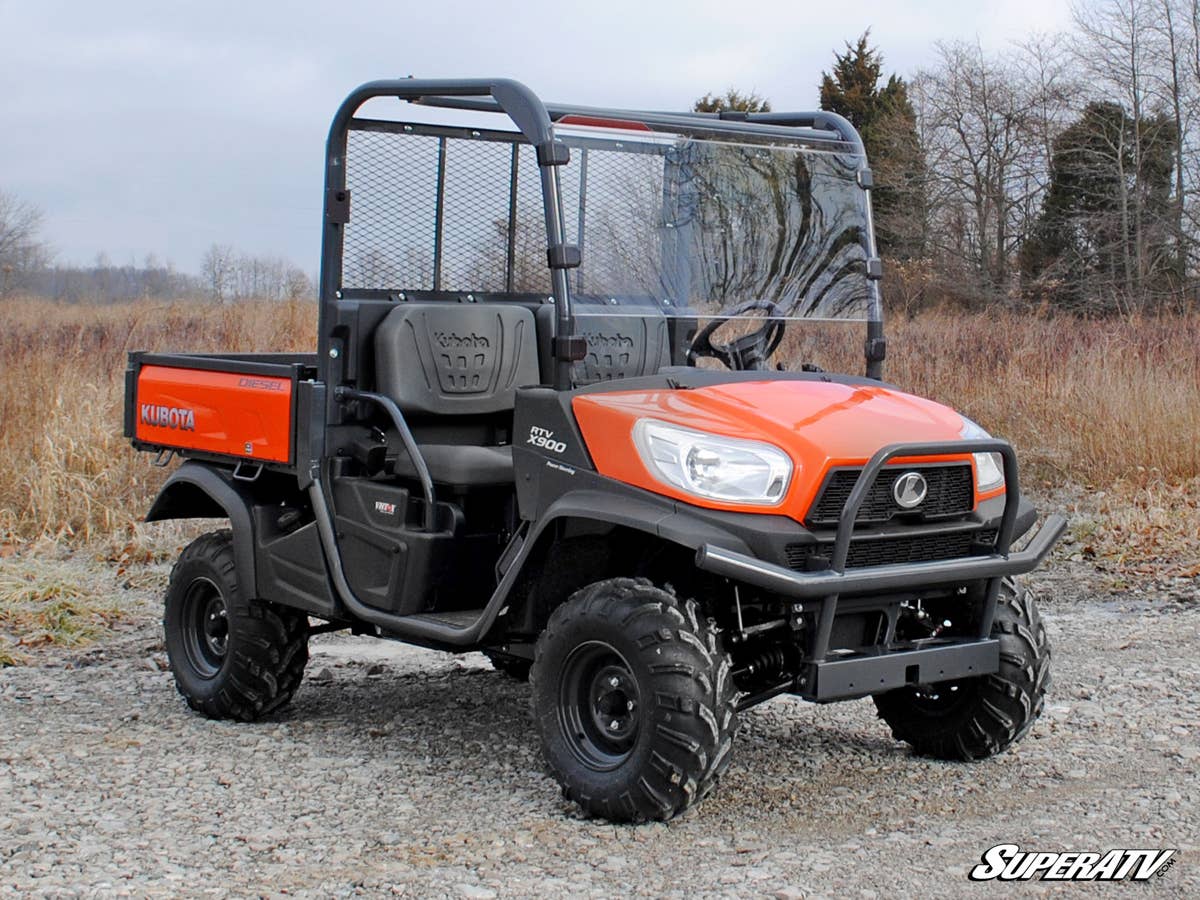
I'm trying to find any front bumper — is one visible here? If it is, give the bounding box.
[697,514,1063,702]
[693,438,1067,703]
[813,639,999,701]
[694,512,1067,599]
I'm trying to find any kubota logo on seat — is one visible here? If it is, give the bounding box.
[140,404,195,431]
[433,331,490,350]
[582,331,634,349]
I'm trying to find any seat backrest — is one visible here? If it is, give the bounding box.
[374,303,540,415]
[533,300,673,387]
[574,314,672,385]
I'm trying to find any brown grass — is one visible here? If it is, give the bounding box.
[786,311,1200,487]
[0,297,315,545]
[0,296,1196,579]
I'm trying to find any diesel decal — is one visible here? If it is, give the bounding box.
[140,404,195,431]
[527,425,566,454]
[238,377,285,391]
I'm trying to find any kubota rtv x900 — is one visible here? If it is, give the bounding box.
[126,78,1065,822]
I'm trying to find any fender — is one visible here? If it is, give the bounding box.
[520,488,758,559]
[146,462,261,598]
[500,472,790,613]
[501,464,1038,610]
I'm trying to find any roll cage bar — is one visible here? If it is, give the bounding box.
[318,78,886,390]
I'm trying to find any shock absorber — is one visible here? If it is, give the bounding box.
[732,645,790,682]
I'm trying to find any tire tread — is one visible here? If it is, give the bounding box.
[531,577,738,823]
[164,530,309,723]
[874,577,1050,761]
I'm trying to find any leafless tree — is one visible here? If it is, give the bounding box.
[1148,0,1193,283]
[913,42,1063,302]
[201,243,237,302]
[1073,0,1160,303]
[0,190,50,295]
[1011,34,1086,233]
[201,243,313,302]
[1069,0,1193,308]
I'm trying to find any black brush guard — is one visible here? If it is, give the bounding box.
[693,440,1067,701]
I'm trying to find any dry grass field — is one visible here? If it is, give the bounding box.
[0,298,315,544]
[0,296,1196,659]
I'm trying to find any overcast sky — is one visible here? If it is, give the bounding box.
[2,0,1072,274]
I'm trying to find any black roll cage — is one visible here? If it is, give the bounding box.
[317,78,887,391]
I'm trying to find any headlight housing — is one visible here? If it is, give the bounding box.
[959,417,1005,492]
[632,419,792,505]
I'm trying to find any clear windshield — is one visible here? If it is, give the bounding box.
[556,129,873,322]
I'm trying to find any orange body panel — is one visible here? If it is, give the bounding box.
[572,380,996,523]
[135,365,293,464]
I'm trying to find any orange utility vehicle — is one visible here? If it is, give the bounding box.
[126,78,1065,822]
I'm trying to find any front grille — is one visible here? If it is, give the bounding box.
[786,529,995,570]
[806,464,974,526]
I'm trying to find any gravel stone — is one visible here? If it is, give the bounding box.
[0,557,1196,896]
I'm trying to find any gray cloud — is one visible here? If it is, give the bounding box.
[1,0,1070,272]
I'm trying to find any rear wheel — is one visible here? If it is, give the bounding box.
[530,578,738,822]
[164,530,309,722]
[874,577,1050,760]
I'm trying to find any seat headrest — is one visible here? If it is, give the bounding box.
[374,303,540,415]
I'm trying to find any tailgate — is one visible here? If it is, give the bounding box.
[126,354,310,466]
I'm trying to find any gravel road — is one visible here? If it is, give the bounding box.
[1,557,1196,898]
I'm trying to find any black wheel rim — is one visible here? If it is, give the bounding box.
[558,641,641,771]
[908,678,974,714]
[181,577,228,679]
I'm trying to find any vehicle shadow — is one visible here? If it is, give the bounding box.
[271,661,918,817]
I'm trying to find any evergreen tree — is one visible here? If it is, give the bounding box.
[1019,101,1178,311]
[693,89,772,114]
[819,32,926,259]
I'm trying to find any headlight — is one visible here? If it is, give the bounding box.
[959,417,1005,492]
[633,419,792,505]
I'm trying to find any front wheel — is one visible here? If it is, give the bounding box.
[530,578,738,822]
[164,530,309,722]
[873,577,1051,760]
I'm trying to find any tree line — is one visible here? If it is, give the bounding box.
[5,0,1198,314]
[823,0,1200,313]
[0,209,314,304]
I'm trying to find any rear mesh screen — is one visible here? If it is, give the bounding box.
[343,125,548,293]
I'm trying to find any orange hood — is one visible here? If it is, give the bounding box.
[572,379,979,522]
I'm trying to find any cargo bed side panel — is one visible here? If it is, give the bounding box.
[134,365,294,464]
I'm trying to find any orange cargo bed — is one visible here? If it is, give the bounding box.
[124,352,319,470]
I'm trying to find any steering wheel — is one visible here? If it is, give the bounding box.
[686,299,787,371]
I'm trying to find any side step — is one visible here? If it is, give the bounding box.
[404,609,485,629]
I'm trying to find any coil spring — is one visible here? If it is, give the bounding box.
[732,645,789,681]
